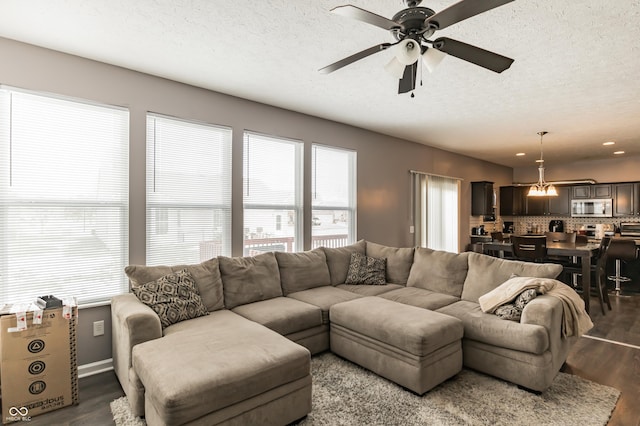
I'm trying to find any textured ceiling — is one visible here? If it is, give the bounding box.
[1,0,639,168]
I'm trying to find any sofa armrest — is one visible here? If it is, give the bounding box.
[111,293,162,384]
[520,294,563,332]
[520,293,575,372]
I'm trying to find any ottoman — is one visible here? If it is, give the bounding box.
[330,296,464,394]
[132,311,312,425]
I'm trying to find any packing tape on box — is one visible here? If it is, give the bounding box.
[6,297,77,332]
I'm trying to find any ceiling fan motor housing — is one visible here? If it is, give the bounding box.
[392,7,436,41]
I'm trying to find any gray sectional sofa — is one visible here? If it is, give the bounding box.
[112,240,579,425]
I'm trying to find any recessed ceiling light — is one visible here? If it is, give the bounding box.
[603,141,616,146]
[516,152,525,156]
[613,151,625,155]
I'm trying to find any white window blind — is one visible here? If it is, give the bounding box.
[311,144,357,248]
[146,114,232,265]
[243,132,302,255]
[0,86,129,305]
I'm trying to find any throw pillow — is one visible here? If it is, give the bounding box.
[345,252,386,285]
[132,269,209,328]
[365,242,414,285]
[494,304,522,321]
[494,289,538,322]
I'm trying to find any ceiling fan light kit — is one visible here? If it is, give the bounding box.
[321,0,516,95]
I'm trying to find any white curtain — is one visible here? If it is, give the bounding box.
[412,172,460,252]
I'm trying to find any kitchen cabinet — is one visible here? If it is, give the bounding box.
[499,186,526,216]
[572,184,612,199]
[613,182,640,217]
[500,185,570,216]
[546,186,571,215]
[471,181,494,216]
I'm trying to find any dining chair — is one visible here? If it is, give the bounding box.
[545,231,577,243]
[511,236,547,262]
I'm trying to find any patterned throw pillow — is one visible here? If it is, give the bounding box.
[494,289,538,322]
[345,252,387,285]
[132,269,209,328]
[495,304,522,321]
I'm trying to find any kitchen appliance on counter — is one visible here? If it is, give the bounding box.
[578,224,615,239]
[549,220,564,232]
[503,221,514,234]
[471,225,486,235]
[571,199,613,217]
[620,222,640,237]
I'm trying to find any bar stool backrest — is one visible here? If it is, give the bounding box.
[606,239,637,262]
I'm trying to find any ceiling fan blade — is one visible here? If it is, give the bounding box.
[398,63,417,94]
[319,43,392,74]
[425,0,515,30]
[331,5,403,31]
[433,37,514,73]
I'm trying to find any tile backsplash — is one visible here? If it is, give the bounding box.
[470,215,640,235]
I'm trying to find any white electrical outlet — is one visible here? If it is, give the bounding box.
[409,225,415,234]
[93,320,105,337]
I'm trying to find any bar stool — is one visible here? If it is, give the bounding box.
[606,239,638,295]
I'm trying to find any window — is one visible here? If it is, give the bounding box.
[311,144,356,248]
[243,132,302,255]
[146,114,232,265]
[412,172,459,252]
[0,86,129,305]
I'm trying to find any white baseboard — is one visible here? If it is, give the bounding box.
[78,358,113,378]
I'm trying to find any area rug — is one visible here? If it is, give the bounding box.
[112,352,619,426]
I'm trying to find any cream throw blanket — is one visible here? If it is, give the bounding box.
[478,276,594,338]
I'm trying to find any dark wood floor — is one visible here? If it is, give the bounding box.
[16,294,640,426]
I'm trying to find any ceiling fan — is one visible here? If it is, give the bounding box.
[320,0,516,94]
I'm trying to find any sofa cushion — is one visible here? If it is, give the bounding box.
[436,300,549,354]
[461,252,563,303]
[287,286,362,324]
[337,283,402,296]
[322,240,366,285]
[219,252,282,309]
[365,241,414,285]
[345,252,387,285]
[275,249,331,295]
[125,257,224,312]
[232,297,323,335]
[378,287,459,311]
[407,248,469,297]
[131,269,208,328]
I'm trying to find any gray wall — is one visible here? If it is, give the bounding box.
[0,37,512,366]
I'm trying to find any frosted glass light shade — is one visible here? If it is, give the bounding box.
[384,57,406,79]
[422,47,446,72]
[396,39,421,65]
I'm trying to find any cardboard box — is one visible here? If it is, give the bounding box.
[0,307,78,424]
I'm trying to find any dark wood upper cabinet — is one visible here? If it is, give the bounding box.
[471,181,494,216]
[572,184,612,199]
[500,185,570,216]
[546,186,571,216]
[613,182,640,217]
[499,186,526,216]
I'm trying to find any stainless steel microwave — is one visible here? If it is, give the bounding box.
[571,199,613,217]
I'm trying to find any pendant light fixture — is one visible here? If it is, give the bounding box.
[528,131,558,197]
